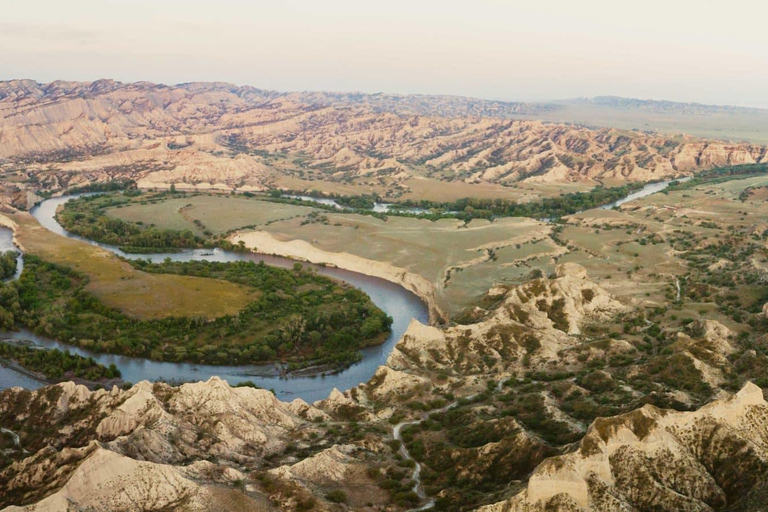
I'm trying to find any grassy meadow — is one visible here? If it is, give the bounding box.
[9,212,255,320]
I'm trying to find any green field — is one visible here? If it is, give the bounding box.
[102,192,557,313]
[8,211,255,320]
[109,194,321,236]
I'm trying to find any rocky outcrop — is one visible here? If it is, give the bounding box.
[0,377,326,510]
[269,444,357,485]
[387,263,627,378]
[2,446,256,512]
[479,382,768,512]
[231,230,446,323]
[1,80,766,198]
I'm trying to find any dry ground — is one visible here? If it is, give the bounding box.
[9,212,255,319]
[104,174,768,319]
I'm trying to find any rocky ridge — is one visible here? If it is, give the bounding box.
[480,382,768,511]
[0,378,335,511]
[2,260,767,510]
[1,80,767,208]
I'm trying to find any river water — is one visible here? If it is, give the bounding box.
[0,178,687,401]
[284,194,428,214]
[600,177,691,210]
[0,195,428,402]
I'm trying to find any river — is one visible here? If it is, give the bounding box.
[288,178,691,215]
[600,177,691,210]
[0,195,428,402]
[0,177,687,401]
[284,194,428,214]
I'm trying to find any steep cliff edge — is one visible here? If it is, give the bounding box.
[479,382,768,511]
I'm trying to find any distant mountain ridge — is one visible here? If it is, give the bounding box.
[562,95,767,115]
[0,79,766,206]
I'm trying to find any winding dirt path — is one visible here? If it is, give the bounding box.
[392,382,502,511]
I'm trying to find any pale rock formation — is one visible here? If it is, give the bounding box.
[363,366,432,402]
[2,80,766,201]
[0,377,326,509]
[388,263,627,379]
[708,258,732,271]
[3,447,211,512]
[478,382,768,512]
[269,444,357,485]
[1,446,265,512]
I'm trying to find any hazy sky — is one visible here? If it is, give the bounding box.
[2,0,767,106]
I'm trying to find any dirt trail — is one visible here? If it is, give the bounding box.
[1,427,27,453]
[392,381,502,511]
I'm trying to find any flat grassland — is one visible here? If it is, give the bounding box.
[105,173,768,322]
[107,195,556,313]
[8,212,255,319]
[109,194,321,236]
[271,174,594,203]
[555,173,768,331]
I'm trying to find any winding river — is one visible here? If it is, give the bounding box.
[0,195,428,402]
[0,177,687,401]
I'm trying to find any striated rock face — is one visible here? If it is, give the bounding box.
[0,377,327,510]
[479,382,768,512]
[2,446,257,512]
[383,263,628,380]
[1,80,766,198]
[269,444,357,484]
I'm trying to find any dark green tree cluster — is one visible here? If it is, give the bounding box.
[665,163,768,193]
[57,193,248,253]
[57,194,206,252]
[67,179,137,194]
[396,183,644,221]
[335,194,378,210]
[0,255,391,369]
[0,251,18,280]
[0,341,120,381]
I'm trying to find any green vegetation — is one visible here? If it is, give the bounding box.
[324,490,348,504]
[0,255,391,368]
[271,182,644,222]
[67,189,556,315]
[335,194,377,210]
[0,251,18,280]
[0,341,120,381]
[57,192,246,253]
[665,163,768,192]
[394,182,644,220]
[67,179,137,195]
[13,211,254,320]
[399,392,557,510]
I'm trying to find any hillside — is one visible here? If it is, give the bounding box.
[0,80,766,208]
[4,261,768,511]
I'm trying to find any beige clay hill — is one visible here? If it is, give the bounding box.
[1,80,767,208]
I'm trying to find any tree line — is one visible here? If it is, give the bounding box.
[0,341,120,381]
[57,193,247,253]
[0,251,18,280]
[0,255,391,369]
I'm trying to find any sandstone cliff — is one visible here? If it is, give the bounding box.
[1,80,766,206]
[479,382,768,511]
[0,377,343,511]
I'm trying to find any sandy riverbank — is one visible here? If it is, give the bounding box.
[0,213,24,252]
[230,231,446,324]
